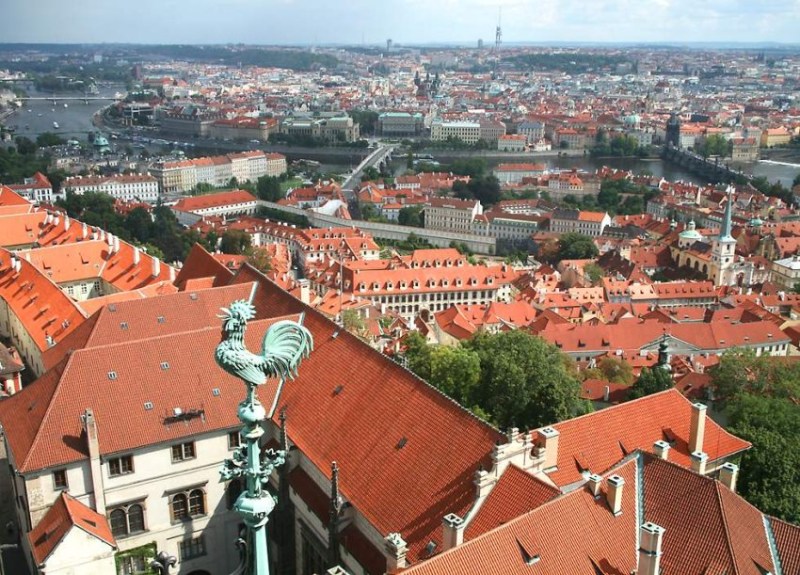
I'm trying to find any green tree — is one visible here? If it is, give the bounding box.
[256,175,283,202]
[727,394,800,523]
[403,332,432,381]
[398,206,424,228]
[341,309,368,339]
[428,345,482,405]
[13,136,37,155]
[123,207,154,243]
[598,357,634,385]
[246,247,272,274]
[710,348,767,402]
[36,132,66,148]
[557,233,598,261]
[584,262,604,284]
[696,134,732,159]
[361,166,380,182]
[463,331,584,429]
[219,229,252,255]
[628,367,673,400]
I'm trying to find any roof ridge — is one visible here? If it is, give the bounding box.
[20,354,75,472]
[715,481,740,575]
[549,388,684,431]
[72,313,300,354]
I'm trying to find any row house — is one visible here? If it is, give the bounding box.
[171,190,259,226]
[4,172,58,204]
[423,197,483,234]
[549,209,611,237]
[307,255,518,322]
[150,152,287,194]
[537,318,789,364]
[208,116,278,141]
[493,163,547,184]
[63,174,159,203]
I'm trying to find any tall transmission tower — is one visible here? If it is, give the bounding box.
[495,7,502,52]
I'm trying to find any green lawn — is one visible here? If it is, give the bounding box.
[280,177,304,192]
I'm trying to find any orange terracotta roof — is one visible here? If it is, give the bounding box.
[75,281,178,316]
[172,190,257,212]
[233,267,504,564]
[544,389,749,488]
[0,185,32,206]
[0,315,297,473]
[28,492,115,564]
[174,243,235,290]
[465,464,559,540]
[404,457,640,575]
[41,282,256,372]
[773,518,800,575]
[0,249,87,353]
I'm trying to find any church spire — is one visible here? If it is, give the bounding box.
[328,461,343,568]
[719,185,735,242]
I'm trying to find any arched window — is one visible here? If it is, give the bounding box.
[171,493,188,522]
[110,509,128,537]
[109,502,146,537]
[128,504,145,533]
[189,489,205,516]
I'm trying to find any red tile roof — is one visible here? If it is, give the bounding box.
[542,389,749,488]
[773,518,800,575]
[174,243,235,290]
[172,190,257,212]
[233,266,505,564]
[41,282,256,372]
[404,458,640,575]
[0,185,31,206]
[0,315,297,473]
[465,464,559,540]
[0,248,87,354]
[28,491,115,564]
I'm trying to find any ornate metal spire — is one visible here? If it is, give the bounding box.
[216,300,314,575]
[328,461,343,568]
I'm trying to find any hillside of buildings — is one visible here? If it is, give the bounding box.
[1,42,800,575]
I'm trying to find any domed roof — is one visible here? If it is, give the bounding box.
[624,113,640,126]
[679,220,703,241]
[749,216,764,227]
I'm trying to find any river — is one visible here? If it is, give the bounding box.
[4,90,797,188]
[3,83,123,140]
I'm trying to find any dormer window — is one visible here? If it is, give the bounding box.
[387,282,394,290]
[373,282,381,290]
[400,281,407,289]
[487,277,494,285]
[413,280,420,289]
[442,279,449,287]
[359,282,367,292]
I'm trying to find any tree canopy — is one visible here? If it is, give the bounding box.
[404,331,587,429]
[628,367,673,400]
[557,233,599,261]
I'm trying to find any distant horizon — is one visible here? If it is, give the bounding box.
[1,40,799,50]
[3,0,800,46]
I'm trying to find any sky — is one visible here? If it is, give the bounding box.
[3,0,800,45]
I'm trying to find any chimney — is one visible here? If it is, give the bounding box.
[691,451,708,474]
[298,279,310,305]
[152,257,161,278]
[538,426,560,471]
[169,265,176,283]
[81,408,106,514]
[586,473,603,497]
[653,440,671,460]
[474,467,495,499]
[442,513,465,551]
[133,247,141,266]
[384,533,408,573]
[606,474,624,516]
[689,402,707,454]
[64,215,70,230]
[114,236,120,253]
[719,462,739,492]
[603,385,610,402]
[639,522,665,575]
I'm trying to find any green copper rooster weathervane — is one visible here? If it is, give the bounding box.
[216,300,313,575]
